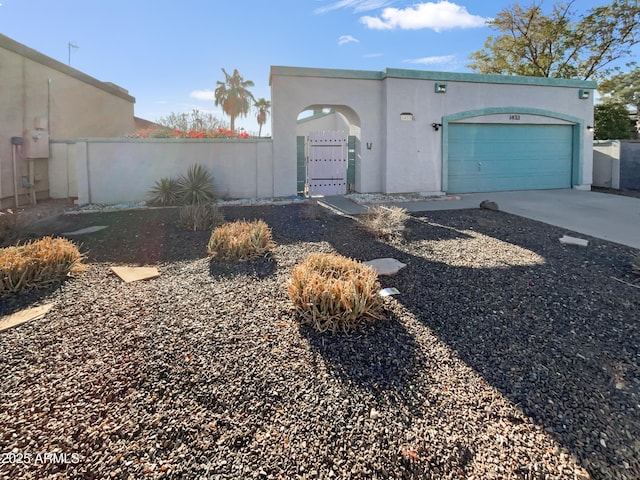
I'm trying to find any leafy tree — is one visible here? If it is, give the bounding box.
[594,102,632,140]
[214,68,255,131]
[469,0,640,80]
[254,98,271,137]
[599,67,640,111]
[157,109,228,132]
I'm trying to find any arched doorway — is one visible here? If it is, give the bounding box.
[296,105,361,196]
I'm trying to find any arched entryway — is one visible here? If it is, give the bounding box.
[296,105,361,196]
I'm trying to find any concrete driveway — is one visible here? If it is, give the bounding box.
[323,189,640,250]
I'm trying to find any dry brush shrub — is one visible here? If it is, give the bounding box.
[288,252,384,333]
[360,205,409,240]
[207,219,275,261]
[0,209,22,245]
[1,236,84,295]
[180,203,224,231]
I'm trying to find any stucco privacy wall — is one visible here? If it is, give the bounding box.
[72,139,274,205]
[0,34,135,208]
[270,66,596,195]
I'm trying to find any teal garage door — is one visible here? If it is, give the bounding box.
[447,123,573,193]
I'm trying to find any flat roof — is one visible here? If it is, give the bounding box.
[270,65,597,89]
[0,34,135,103]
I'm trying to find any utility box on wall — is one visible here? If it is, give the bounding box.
[25,116,50,158]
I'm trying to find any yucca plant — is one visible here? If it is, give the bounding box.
[179,203,224,231]
[178,164,217,205]
[147,177,181,206]
[1,236,84,295]
[288,252,384,333]
[207,219,274,261]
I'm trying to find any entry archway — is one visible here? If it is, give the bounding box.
[296,105,361,196]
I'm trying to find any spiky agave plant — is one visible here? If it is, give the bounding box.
[178,164,217,205]
[147,177,181,206]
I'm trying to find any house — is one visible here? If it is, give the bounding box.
[0,34,135,208]
[270,66,596,197]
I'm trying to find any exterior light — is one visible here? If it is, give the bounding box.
[435,83,447,93]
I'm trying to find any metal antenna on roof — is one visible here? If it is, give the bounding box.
[68,42,79,66]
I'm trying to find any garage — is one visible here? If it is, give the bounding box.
[447,123,573,193]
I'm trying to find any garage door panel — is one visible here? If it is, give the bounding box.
[448,124,572,193]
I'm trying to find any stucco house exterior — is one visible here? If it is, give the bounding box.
[270,66,596,197]
[0,34,135,208]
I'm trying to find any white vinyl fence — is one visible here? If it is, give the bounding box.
[50,138,285,205]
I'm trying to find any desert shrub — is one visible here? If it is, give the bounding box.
[180,203,224,231]
[178,164,216,205]
[1,236,84,295]
[148,177,181,206]
[207,219,274,261]
[288,252,384,333]
[360,205,409,240]
[0,209,21,245]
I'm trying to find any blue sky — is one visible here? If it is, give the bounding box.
[0,0,628,135]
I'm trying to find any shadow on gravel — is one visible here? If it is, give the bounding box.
[299,312,418,394]
[208,255,277,280]
[0,282,66,317]
[341,208,640,478]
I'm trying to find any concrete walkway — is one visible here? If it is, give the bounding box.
[320,190,640,250]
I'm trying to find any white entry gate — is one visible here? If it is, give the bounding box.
[306,131,348,196]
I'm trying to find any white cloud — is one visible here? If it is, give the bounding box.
[363,52,383,58]
[360,1,490,32]
[404,55,456,65]
[190,89,216,101]
[338,35,360,45]
[315,0,391,14]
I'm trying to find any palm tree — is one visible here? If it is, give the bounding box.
[254,98,271,137]
[214,68,255,132]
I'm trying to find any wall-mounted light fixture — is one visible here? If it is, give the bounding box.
[586,125,594,132]
[435,82,447,93]
[578,89,590,99]
[432,123,443,131]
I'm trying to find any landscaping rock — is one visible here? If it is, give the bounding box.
[62,225,108,235]
[111,266,160,283]
[480,200,499,211]
[363,258,407,276]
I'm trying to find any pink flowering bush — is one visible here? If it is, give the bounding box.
[128,128,251,139]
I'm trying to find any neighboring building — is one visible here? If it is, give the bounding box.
[271,66,596,197]
[0,34,135,208]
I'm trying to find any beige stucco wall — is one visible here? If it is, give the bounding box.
[74,138,274,205]
[0,34,135,208]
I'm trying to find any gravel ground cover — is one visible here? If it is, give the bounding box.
[1,204,639,479]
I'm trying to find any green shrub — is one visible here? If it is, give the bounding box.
[178,164,216,205]
[360,205,409,240]
[180,203,224,231]
[148,177,181,206]
[288,252,384,333]
[1,236,84,295]
[207,219,274,261]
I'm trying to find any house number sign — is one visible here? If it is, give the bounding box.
[509,114,521,120]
